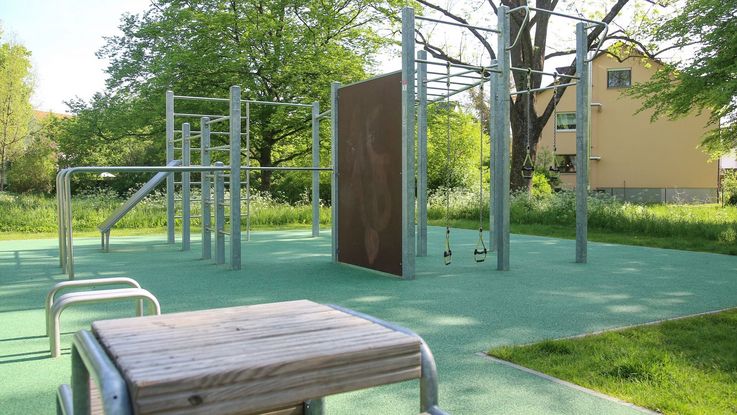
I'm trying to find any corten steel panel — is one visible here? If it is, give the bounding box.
[338,72,403,277]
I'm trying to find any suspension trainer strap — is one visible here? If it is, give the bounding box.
[444,61,452,265]
[521,68,534,179]
[550,72,560,176]
[474,80,487,263]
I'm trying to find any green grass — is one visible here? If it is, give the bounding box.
[431,219,737,255]
[0,191,330,236]
[488,309,737,415]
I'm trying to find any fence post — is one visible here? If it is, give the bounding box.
[201,117,211,259]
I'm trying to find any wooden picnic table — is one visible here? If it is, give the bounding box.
[60,300,450,415]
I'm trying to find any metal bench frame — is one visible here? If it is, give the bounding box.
[56,308,450,415]
[46,278,144,336]
[49,288,160,358]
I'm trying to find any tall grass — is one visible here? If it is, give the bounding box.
[428,189,737,245]
[0,190,329,234]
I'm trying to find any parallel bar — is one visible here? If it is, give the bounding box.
[229,85,242,270]
[424,68,477,84]
[207,116,229,125]
[415,15,499,33]
[311,101,321,237]
[417,50,428,257]
[166,91,175,244]
[401,7,417,280]
[182,123,191,251]
[330,82,340,263]
[201,117,212,260]
[575,22,590,263]
[494,5,512,270]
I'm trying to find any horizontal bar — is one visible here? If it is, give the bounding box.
[174,215,203,219]
[208,146,231,151]
[174,112,227,118]
[510,66,580,80]
[416,15,499,34]
[207,116,229,124]
[429,77,488,104]
[218,230,231,235]
[174,95,229,102]
[247,100,313,108]
[61,166,332,174]
[317,110,331,119]
[511,6,607,27]
[416,59,499,73]
[173,148,202,152]
[423,68,477,84]
[510,81,577,96]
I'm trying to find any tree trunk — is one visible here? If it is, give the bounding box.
[256,145,273,192]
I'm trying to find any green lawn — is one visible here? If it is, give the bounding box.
[488,309,737,415]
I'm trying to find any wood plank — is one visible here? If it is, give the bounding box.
[91,300,424,415]
[153,367,420,415]
[134,353,420,413]
[125,332,418,384]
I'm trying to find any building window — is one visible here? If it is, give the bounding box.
[555,112,576,131]
[607,68,631,88]
[556,155,576,173]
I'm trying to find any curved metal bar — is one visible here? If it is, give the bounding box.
[326,304,449,414]
[71,329,133,415]
[589,22,609,63]
[505,6,529,51]
[46,277,143,336]
[50,288,161,357]
[56,384,74,415]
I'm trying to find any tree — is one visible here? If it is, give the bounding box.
[92,0,388,192]
[409,0,655,191]
[7,113,61,194]
[627,0,737,155]
[0,31,34,191]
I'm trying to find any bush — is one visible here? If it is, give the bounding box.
[7,132,57,194]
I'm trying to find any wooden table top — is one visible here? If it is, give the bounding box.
[91,300,421,415]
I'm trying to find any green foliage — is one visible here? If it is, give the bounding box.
[530,172,552,198]
[627,0,737,155]
[74,0,388,195]
[428,189,737,249]
[426,102,489,192]
[489,309,737,415]
[722,170,737,206]
[0,32,34,191]
[0,190,329,234]
[6,116,60,194]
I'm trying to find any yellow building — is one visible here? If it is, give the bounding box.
[536,53,718,203]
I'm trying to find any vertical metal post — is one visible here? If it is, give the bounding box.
[245,101,251,242]
[166,90,175,244]
[417,50,428,257]
[330,82,340,262]
[494,6,511,271]
[401,7,416,280]
[489,62,497,252]
[65,173,75,278]
[575,23,590,264]
[312,101,321,237]
[215,162,225,265]
[201,117,211,260]
[229,86,242,270]
[182,123,191,251]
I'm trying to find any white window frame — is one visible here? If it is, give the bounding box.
[555,112,577,132]
[607,68,632,89]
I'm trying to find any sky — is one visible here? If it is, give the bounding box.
[0,0,151,113]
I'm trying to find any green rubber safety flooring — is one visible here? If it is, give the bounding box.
[1,227,736,414]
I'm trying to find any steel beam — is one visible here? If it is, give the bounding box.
[401,7,416,279]
[575,22,590,263]
[312,101,321,237]
[417,50,428,257]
